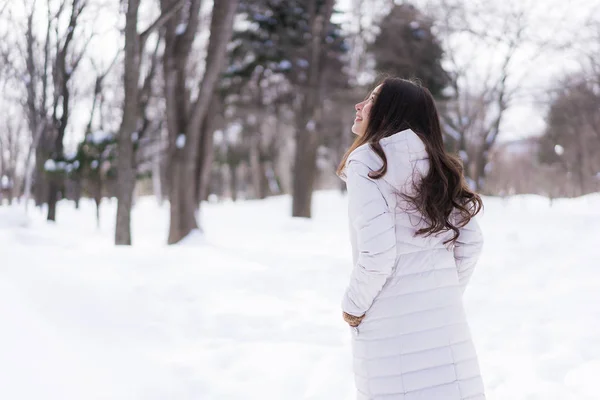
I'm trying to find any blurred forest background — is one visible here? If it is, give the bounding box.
[0,0,599,245]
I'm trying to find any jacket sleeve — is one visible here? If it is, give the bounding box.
[342,160,397,317]
[453,215,484,292]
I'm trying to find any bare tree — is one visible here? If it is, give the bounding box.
[73,53,120,223]
[220,71,288,201]
[45,0,89,221]
[0,9,18,204]
[161,0,238,244]
[114,0,184,245]
[539,76,600,196]
[431,0,549,192]
[291,0,336,218]
[21,0,52,211]
[10,0,90,216]
[0,117,25,204]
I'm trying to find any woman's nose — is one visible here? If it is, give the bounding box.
[355,102,362,111]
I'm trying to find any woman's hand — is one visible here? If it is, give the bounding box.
[343,311,365,327]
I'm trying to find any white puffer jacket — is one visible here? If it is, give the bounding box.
[342,129,485,400]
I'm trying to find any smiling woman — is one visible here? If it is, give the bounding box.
[352,85,381,136]
[338,78,486,400]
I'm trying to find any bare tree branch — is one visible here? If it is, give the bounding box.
[139,0,186,50]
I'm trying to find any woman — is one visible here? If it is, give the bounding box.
[339,78,485,400]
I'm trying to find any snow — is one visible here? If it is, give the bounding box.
[0,192,599,399]
[564,360,600,397]
[297,59,309,68]
[131,131,139,142]
[90,160,99,169]
[226,64,241,74]
[176,134,186,149]
[90,130,112,144]
[1,175,9,189]
[64,148,77,160]
[0,207,28,228]
[213,129,224,145]
[555,144,565,156]
[175,23,187,36]
[226,123,242,143]
[278,60,292,70]
[43,159,56,171]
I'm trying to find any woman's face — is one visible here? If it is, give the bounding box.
[352,85,382,136]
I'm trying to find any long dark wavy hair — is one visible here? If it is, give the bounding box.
[337,78,483,245]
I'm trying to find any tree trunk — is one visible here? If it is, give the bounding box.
[96,198,101,228]
[34,149,48,207]
[292,126,319,217]
[115,130,136,244]
[249,133,263,199]
[167,142,197,243]
[95,180,102,229]
[73,178,81,209]
[474,151,487,192]
[200,137,214,202]
[47,179,59,221]
[291,0,335,218]
[6,182,13,205]
[196,97,220,205]
[230,163,238,202]
[152,132,163,205]
[47,133,67,222]
[576,140,586,196]
[115,0,141,245]
[166,0,238,244]
[259,160,272,198]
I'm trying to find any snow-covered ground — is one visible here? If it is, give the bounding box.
[1,192,599,400]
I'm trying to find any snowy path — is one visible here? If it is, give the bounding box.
[0,192,599,399]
